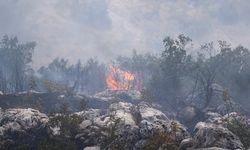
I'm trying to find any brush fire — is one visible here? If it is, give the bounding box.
[106,65,142,90]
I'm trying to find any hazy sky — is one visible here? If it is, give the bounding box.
[0,0,250,68]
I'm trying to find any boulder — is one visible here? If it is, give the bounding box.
[0,108,49,149]
[83,146,100,150]
[179,138,194,150]
[79,120,92,129]
[138,102,169,122]
[0,108,48,132]
[193,122,244,149]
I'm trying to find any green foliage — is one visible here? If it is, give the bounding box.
[105,112,121,140]
[0,35,36,93]
[38,58,106,94]
[49,114,83,138]
[227,117,250,148]
[143,130,178,150]
[145,34,250,112]
[43,80,66,93]
[79,98,88,111]
[147,34,193,110]
[116,50,159,88]
[100,111,124,149]
[222,89,233,116]
[37,139,77,150]
[28,77,37,91]
[131,106,142,125]
[143,120,179,150]
[162,34,191,66]
[59,100,70,114]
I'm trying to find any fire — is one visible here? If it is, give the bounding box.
[106,65,142,90]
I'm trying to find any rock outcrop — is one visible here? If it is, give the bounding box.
[193,122,244,149]
[0,100,189,149]
[0,90,249,150]
[0,108,49,150]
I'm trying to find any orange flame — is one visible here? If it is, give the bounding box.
[106,65,141,90]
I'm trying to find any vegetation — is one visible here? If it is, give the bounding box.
[0,35,36,93]
[131,105,142,125]
[1,34,250,113]
[0,35,106,95]
[227,117,250,148]
[37,138,77,150]
[1,34,250,149]
[138,35,250,112]
[100,111,123,149]
[59,100,70,114]
[38,58,106,95]
[143,120,179,150]
[49,114,83,138]
[222,89,233,116]
[79,98,88,111]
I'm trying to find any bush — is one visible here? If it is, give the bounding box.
[143,121,179,150]
[79,98,88,111]
[37,138,77,150]
[100,112,125,149]
[49,114,83,138]
[143,129,178,150]
[59,100,70,114]
[227,117,250,148]
[130,105,142,125]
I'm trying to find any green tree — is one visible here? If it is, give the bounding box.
[148,34,193,110]
[0,35,36,93]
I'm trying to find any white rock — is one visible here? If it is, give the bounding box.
[1,108,48,130]
[109,102,136,125]
[79,120,92,129]
[76,109,102,119]
[84,146,100,150]
[50,126,60,136]
[193,122,244,149]
[59,95,65,98]
[179,138,194,150]
[138,102,169,122]
[94,89,141,102]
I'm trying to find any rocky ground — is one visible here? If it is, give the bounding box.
[0,90,250,150]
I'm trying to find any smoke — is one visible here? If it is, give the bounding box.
[0,0,250,69]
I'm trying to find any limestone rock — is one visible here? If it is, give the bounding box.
[193,122,244,149]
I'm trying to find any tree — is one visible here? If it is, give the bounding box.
[116,50,159,88]
[79,98,88,111]
[147,35,193,110]
[38,58,106,94]
[82,58,106,94]
[0,35,36,93]
[193,43,218,108]
[38,58,69,84]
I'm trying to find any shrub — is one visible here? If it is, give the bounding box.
[100,111,125,149]
[227,117,250,148]
[37,138,77,150]
[49,114,83,138]
[79,98,88,111]
[130,105,142,125]
[143,121,179,150]
[143,129,178,150]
